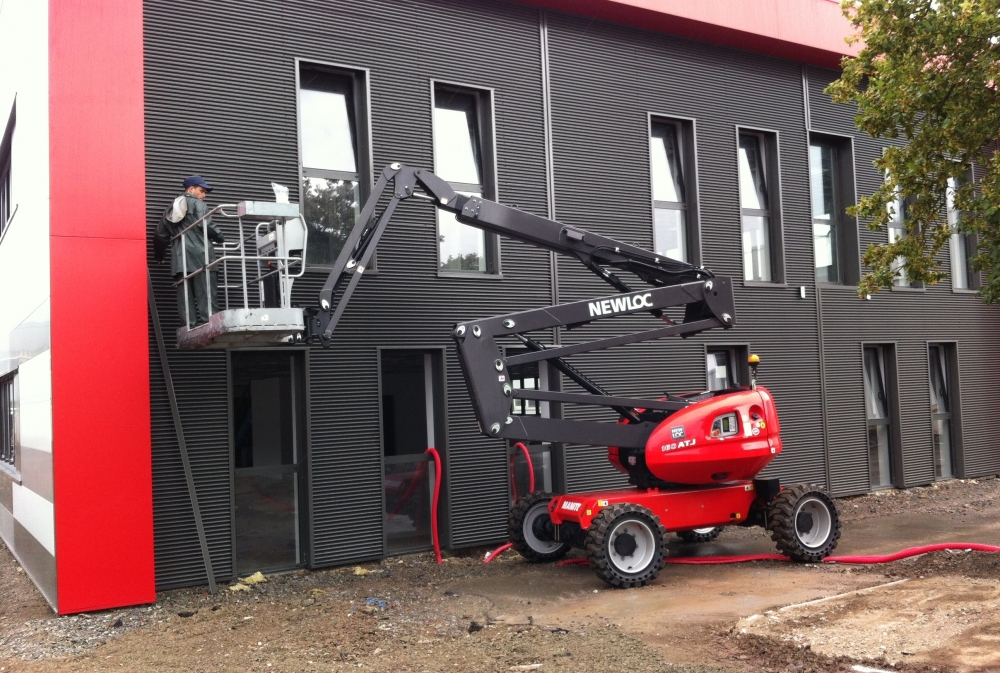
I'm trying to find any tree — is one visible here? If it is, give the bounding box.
[827,0,1000,301]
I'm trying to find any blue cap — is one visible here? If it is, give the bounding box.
[182,175,214,192]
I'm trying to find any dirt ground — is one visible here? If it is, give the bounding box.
[1,478,999,673]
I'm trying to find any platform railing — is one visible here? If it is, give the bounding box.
[170,203,306,331]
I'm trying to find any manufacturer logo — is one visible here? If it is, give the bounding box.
[670,426,685,439]
[661,438,696,451]
[588,292,654,317]
[561,501,582,512]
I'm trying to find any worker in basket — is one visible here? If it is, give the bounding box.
[154,175,226,326]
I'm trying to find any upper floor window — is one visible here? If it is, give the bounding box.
[738,132,782,282]
[649,121,688,262]
[947,174,976,290]
[0,105,13,238]
[298,66,366,267]
[433,85,497,274]
[810,142,839,283]
[886,177,910,288]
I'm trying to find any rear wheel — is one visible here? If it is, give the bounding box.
[585,504,666,588]
[767,484,840,562]
[509,492,570,563]
[677,527,723,543]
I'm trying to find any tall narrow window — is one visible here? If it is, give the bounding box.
[738,133,772,282]
[0,109,12,236]
[928,345,956,480]
[433,86,495,274]
[810,142,839,283]
[0,372,15,467]
[299,67,362,267]
[947,176,975,290]
[650,122,687,262]
[885,171,915,288]
[863,346,894,489]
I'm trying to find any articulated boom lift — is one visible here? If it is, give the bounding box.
[305,162,842,587]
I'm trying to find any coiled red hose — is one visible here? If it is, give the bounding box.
[509,442,536,501]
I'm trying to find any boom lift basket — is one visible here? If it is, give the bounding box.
[173,200,308,350]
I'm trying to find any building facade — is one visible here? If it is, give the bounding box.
[2,0,998,614]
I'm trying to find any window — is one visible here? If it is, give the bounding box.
[928,344,958,480]
[0,104,13,237]
[863,346,895,489]
[0,372,15,467]
[706,347,746,391]
[738,132,781,282]
[947,174,977,290]
[433,85,497,274]
[510,362,540,417]
[649,120,691,262]
[298,66,367,267]
[809,134,859,285]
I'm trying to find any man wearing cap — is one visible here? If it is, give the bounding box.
[154,176,226,326]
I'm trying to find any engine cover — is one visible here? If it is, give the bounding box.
[642,387,782,485]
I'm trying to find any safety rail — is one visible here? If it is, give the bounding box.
[170,200,308,349]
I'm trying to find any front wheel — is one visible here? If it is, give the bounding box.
[509,492,570,562]
[677,527,724,543]
[767,484,841,562]
[585,504,666,588]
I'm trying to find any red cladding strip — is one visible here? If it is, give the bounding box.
[49,0,154,613]
[521,0,858,69]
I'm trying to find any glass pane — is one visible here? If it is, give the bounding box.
[439,191,486,272]
[654,208,687,262]
[510,446,552,503]
[933,418,953,479]
[302,178,360,266]
[706,351,731,391]
[868,424,892,488]
[950,231,969,289]
[863,348,889,419]
[814,222,839,283]
[888,225,908,287]
[299,88,357,173]
[385,460,434,554]
[235,473,298,574]
[738,135,768,211]
[433,93,481,185]
[741,215,771,281]
[650,124,684,203]
[928,346,950,414]
[809,144,836,220]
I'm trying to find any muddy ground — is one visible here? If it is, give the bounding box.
[1,478,999,673]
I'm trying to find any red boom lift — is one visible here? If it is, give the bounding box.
[304,163,841,587]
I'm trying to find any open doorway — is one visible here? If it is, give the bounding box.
[230,351,306,575]
[379,350,445,555]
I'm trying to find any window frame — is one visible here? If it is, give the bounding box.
[808,132,860,287]
[735,127,786,285]
[861,342,904,490]
[0,101,15,243]
[705,344,749,392]
[647,114,701,266]
[430,80,501,278]
[294,59,374,271]
[926,342,964,479]
[0,371,17,474]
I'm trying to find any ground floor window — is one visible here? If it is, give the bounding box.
[863,346,895,489]
[0,372,14,466]
[928,344,958,480]
[706,346,746,391]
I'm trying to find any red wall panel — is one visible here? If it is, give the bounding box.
[49,0,154,613]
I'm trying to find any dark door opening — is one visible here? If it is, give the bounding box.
[863,346,895,489]
[231,351,306,575]
[380,350,444,555]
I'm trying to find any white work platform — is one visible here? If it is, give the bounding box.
[176,308,305,350]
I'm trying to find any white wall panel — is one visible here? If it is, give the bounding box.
[12,482,55,555]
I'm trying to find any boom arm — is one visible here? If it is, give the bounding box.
[307,163,736,448]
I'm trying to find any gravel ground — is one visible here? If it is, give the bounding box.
[1,477,998,672]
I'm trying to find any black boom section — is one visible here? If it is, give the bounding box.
[311,164,737,449]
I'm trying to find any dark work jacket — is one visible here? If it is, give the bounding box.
[155,193,226,276]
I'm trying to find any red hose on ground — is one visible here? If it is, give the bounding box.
[425,447,443,564]
[484,543,513,563]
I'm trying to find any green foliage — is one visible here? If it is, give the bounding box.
[827,0,1000,300]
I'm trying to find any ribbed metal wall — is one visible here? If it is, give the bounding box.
[143,1,1000,588]
[808,66,1000,494]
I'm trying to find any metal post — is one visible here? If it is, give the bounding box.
[148,270,217,593]
[180,232,191,330]
[239,217,249,310]
[203,220,212,322]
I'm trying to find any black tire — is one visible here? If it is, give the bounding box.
[767,484,841,562]
[585,504,666,588]
[509,492,570,563]
[677,526,724,543]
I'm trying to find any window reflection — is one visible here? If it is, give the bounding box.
[738,136,767,211]
[738,134,771,281]
[650,122,687,262]
[301,177,359,266]
[300,88,357,173]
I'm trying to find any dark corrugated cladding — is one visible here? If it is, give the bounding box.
[142,1,1000,589]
